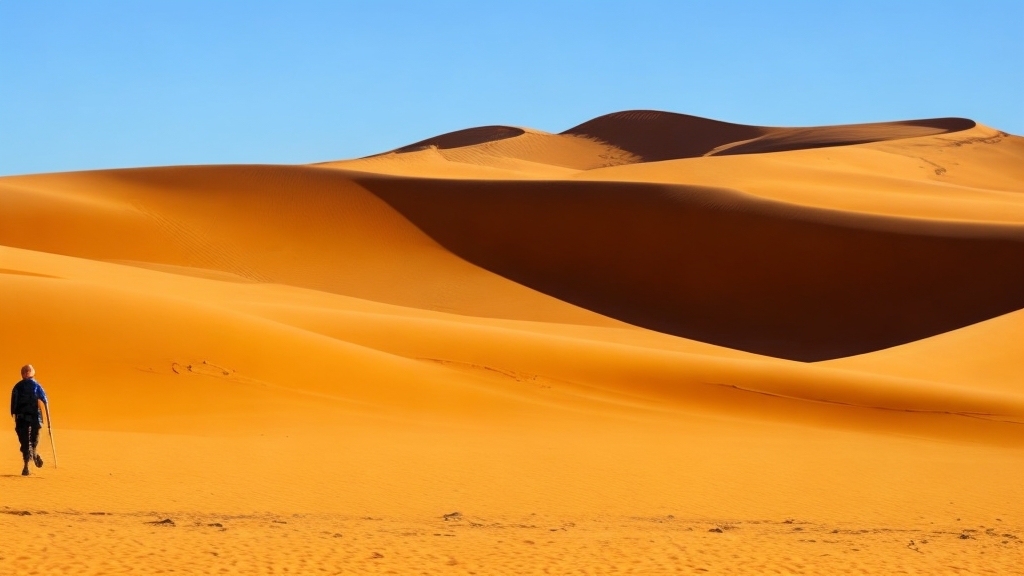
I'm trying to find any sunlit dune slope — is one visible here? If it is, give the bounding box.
[822,309,1024,395]
[0,165,616,325]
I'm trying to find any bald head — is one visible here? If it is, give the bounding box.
[21,365,35,379]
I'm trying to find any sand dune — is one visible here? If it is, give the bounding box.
[1,110,1021,574]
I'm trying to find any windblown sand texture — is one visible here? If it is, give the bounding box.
[1,110,1022,574]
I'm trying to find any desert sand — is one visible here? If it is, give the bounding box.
[1,110,1021,574]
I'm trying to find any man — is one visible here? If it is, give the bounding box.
[11,364,48,476]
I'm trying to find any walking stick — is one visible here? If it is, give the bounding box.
[44,403,57,469]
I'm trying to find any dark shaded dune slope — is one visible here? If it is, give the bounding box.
[362,176,1024,361]
[560,110,976,161]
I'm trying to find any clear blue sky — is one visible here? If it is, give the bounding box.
[2,0,1022,176]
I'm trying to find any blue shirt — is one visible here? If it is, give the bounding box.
[10,378,48,417]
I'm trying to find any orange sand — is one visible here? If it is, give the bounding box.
[1,110,1021,574]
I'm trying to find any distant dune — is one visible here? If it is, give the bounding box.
[1,110,1021,574]
[563,110,975,160]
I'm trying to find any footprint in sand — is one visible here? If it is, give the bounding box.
[171,360,233,377]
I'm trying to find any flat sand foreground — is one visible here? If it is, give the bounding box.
[2,510,1020,575]
[1,111,1022,574]
[2,427,1022,575]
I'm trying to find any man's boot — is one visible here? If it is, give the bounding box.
[33,451,44,468]
[21,459,30,476]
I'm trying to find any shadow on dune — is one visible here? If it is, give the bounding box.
[362,176,1024,361]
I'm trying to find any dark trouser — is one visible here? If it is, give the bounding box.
[14,416,40,463]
